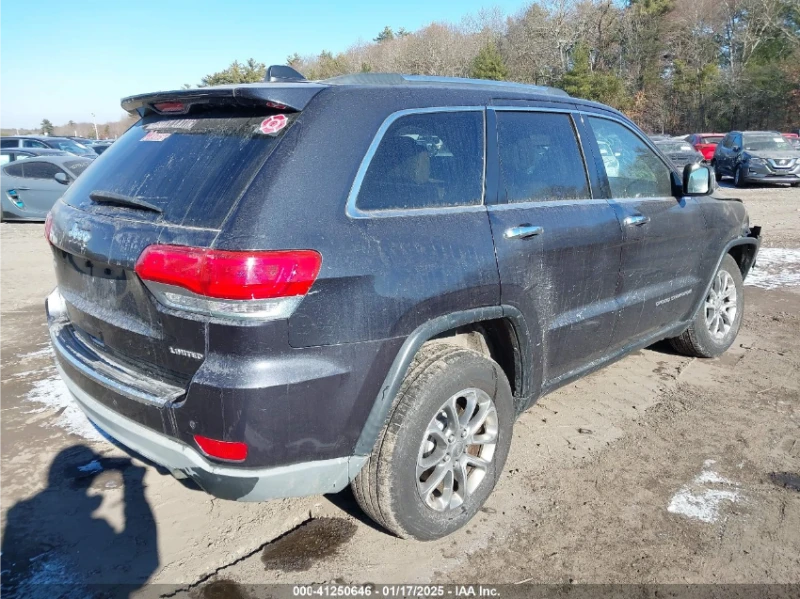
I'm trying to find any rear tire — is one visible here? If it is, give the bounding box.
[669,254,744,358]
[712,162,722,182]
[733,165,747,188]
[352,343,513,540]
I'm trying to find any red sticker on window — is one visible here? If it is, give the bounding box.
[259,114,288,135]
[141,131,171,142]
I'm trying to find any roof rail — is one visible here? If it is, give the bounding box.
[322,73,569,97]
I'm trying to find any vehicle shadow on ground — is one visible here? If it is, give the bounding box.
[0,444,158,599]
[324,487,387,534]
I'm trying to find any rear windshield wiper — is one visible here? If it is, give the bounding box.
[89,190,163,213]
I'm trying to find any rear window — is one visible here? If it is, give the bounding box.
[64,159,92,177]
[62,111,296,228]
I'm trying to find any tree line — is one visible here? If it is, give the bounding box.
[202,0,800,134]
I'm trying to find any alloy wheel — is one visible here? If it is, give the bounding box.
[705,270,737,340]
[416,388,498,512]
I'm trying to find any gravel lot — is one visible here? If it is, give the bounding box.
[1,183,799,597]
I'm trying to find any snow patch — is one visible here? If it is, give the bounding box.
[18,346,54,360]
[745,248,800,290]
[24,376,105,443]
[667,460,741,523]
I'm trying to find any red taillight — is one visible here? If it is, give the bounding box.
[44,212,53,244]
[135,245,322,300]
[194,435,248,462]
[153,101,186,113]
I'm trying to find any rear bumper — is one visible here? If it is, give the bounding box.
[47,288,369,501]
[56,361,365,500]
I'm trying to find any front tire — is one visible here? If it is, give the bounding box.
[733,165,747,188]
[352,343,513,540]
[669,254,744,358]
[712,162,722,182]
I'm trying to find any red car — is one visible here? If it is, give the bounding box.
[688,133,725,161]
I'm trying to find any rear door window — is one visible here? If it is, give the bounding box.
[496,111,590,203]
[355,110,484,212]
[587,117,672,198]
[62,111,297,228]
[22,140,48,148]
[23,161,63,179]
[3,163,24,177]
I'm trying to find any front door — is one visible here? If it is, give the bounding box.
[583,116,708,349]
[487,109,623,388]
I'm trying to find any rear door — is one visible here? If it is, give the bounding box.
[487,108,622,389]
[583,115,708,348]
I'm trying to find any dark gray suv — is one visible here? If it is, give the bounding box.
[45,72,760,540]
[713,130,800,187]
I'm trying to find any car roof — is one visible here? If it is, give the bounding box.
[0,148,66,156]
[3,154,92,167]
[2,135,78,142]
[121,74,628,122]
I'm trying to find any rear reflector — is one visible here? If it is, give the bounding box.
[194,435,248,462]
[135,245,322,320]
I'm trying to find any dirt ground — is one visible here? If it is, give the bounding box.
[1,183,799,597]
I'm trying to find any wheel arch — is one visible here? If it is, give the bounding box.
[353,306,539,457]
[689,234,760,323]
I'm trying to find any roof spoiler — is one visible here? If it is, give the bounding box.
[121,82,325,117]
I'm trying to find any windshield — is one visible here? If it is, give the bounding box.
[62,111,296,228]
[656,142,695,153]
[700,136,723,144]
[743,135,792,152]
[47,139,94,155]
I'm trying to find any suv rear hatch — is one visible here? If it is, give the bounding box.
[49,87,321,394]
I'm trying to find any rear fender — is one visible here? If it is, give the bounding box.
[353,305,540,457]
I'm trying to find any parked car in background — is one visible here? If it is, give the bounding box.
[713,131,800,187]
[0,136,96,157]
[596,140,620,177]
[1,155,92,221]
[783,133,800,150]
[45,71,760,540]
[687,133,725,161]
[1,147,68,165]
[648,134,674,142]
[91,141,114,155]
[653,139,704,170]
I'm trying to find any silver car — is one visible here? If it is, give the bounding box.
[1,155,93,222]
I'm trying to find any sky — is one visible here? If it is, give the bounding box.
[1,0,529,129]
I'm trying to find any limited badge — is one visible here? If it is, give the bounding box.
[259,114,288,135]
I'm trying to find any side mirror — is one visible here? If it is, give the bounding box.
[54,172,69,185]
[732,145,741,152]
[683,163,714,196]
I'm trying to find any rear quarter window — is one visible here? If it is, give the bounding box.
[3,163,24,177]
[1,139,19,148]
[355,110,484,212]
[61,111,296,228]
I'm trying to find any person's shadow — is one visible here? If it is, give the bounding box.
[1,444,158,599]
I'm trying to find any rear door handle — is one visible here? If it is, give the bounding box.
[15,186,30,191]
[504,224,544,239]
[623,215,650,227]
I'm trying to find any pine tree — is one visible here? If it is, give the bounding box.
[374,26,394,43]
[470,43,509,81]
[200,59,265,87]
[40,119,54,136]
[560,43,593,99]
